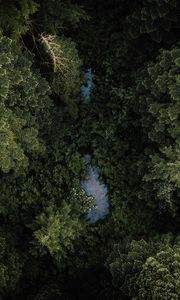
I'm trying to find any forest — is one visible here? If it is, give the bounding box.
[0,0,180,299]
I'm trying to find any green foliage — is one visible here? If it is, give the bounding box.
[138,245,180,300]
[40,34,82,116]
[0,34,52,173]
[126,0,180,43]
[108,239,156,297]
[0,0,38,37]
[31,203,83,262]
[107,234,180,299]
[0,230,24,295]
[0,0,180,299]
[34,0,89,34]
[0,0,88,38]
[135,45,180,214]
[69,186,96,213]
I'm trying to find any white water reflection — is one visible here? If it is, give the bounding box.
[81,155,109,223]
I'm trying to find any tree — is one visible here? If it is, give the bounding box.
[0,229,24,297]
[107,239,157,298]
[33,0,88,34]
[135,44,180,215]
[125,0,180,43]
[40,34,82,116]
[138,245,180,300]
[0,33,52,173]
[107,234,180,299]
[31,203,83,263]
[0,0,38,37]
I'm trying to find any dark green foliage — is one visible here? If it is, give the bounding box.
[0,0,180,299]
[0,34,52,173]
[0,229,24,297]
[126,0,180,43]
[138,245,180,299]
[0,0,38,37]
[39,34,82,116]
[31,203,83,262]
[34,0,89,34]
[108,239,157,297]
[134,45,180,215]
[108,234,180,299]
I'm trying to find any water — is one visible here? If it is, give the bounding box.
[81,68,94,101]
[80,68,109,223]
[81,155,109,224]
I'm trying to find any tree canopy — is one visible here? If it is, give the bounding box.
[0,0,179,299]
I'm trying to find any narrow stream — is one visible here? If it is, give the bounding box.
[81,68,94,102]
[81,155,109,223]
[80,69,109,223]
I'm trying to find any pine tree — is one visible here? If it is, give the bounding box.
[0,0,38,37]
[31,203,83,263]
[107,234,180,299]
[0,33,52,173]
[138,245,180,299]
